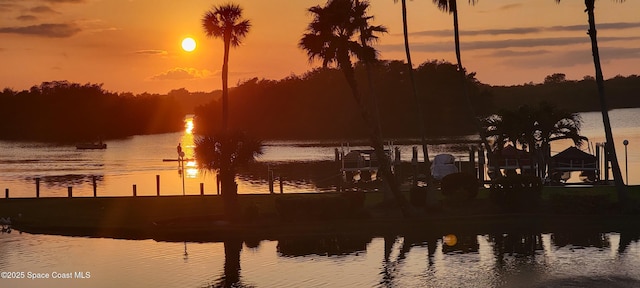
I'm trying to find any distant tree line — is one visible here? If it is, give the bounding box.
[195,61,640,140]
[0,81,186,142]
[195,60,492,140]
[490,74,640,112]
[2,66,639,142]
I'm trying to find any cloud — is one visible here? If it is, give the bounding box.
[150,68,213,81]
[134,50,168,56]
[17,15,38,21]
[408,22,640,37]
[0,3,17,12]
[30,5,57,13]
[600,46,640,60]
[411,27,540,37]
[498,4,522,11]
[44,0,86,3]
[0,23,81,38]
[380,36,640,52]
[495,46,640,68]
[484,49,551,57]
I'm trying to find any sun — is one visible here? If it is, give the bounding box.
[181,37,196,52]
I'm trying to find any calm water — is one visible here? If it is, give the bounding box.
[0,122,479,197]
[1,108,640,287]
[0,230,639,288]
[1,108,639,198]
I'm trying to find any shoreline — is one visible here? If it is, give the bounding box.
[2,187,640,242]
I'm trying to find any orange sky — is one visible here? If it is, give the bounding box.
[1,0,639,94]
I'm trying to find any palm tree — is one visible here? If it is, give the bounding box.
[534,102,587,178]
[484,106,532,176]
[394,0,435,203]
[431,0,499,176]
[484,103,587,179]
[353,0,387,136]
[300,0,411,216]
[202,4,251,131]
[554,0,628,202]
[195,131,263,219]
[484,108,528,152]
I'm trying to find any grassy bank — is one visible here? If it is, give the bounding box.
[1,185,639,241]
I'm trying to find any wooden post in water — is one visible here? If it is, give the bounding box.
[478,145,485,184]
[216,173,220,195]
[394,147,401,179]
[604,143,610,183]
[5,188,8,199]
[469,147,476,176]
[595,144,601,182]
[412,146,418,187]
[68,187,72,198]
[92,176,97,197]
[36,178,40,198]
[279,176,283,194]
[156,175,160,196]
[133,184,137,197]
[200,183,204,195]
[268,167,274,194]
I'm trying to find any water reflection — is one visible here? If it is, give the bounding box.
[207,240,245,288]
[226,230,640,287]
[36,174,104,188]
[277,235,370,257]
[552,231,609,249]
[1,229,640,287]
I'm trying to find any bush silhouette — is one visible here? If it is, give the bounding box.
[490,174,542,212]
[441,172,479,203]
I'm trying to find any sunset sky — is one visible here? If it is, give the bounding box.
[1,0,639,94]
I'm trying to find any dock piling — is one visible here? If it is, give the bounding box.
[133,184,137,197]
[156,175,160,196]
[92,176,97,197]
[68,186,72,198]
[5,188,8,199]
[216,173,220,195]
[200,183,204,195]
[412,146,418,187]
[268,167,274,194]
[36,178,40,198]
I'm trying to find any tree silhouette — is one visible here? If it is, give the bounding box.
[194,131,262,219]
[353,0,387,135]
[554,0,628,203]
[0,81,184,142]
[431,0,502,178]
[394,0,435,203]
[202,3,251,130]
[300,0,411,216]
[484,103,586,178]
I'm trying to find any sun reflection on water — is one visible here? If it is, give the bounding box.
[181,115,198,179]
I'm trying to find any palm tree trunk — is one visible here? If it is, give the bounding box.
[222,34,231,131]
[340,56,411,217]
[400,0,435,200]
[356,0,387,199]
[220,169,239,220]
[585,2,628,203]
[451,4,497,181]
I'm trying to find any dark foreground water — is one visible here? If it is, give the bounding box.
[1,229,639,288]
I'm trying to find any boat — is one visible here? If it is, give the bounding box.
[76,142,107,150]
